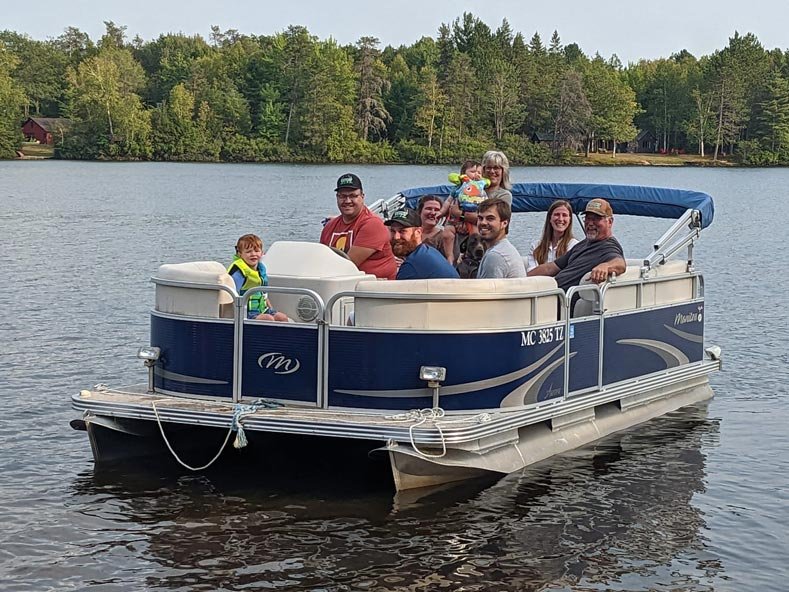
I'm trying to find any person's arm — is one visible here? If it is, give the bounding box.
[460,210,478,225]
[527,261,560,277]
[526,240,539,271]
[345,214,390,268]
[526,252,537,272]
[229,269,244,292]
[346,245,376,268]
[589,257,626,283]
[438,196,454,217]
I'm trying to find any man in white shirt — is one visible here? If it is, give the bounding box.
[476,198,527,279]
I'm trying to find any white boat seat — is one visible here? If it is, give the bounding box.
[154,261,235,318]
[354,277,560,330]
[263,241,375,324]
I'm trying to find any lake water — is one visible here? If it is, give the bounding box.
[1,161,787,591]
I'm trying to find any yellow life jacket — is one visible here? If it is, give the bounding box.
[227,256,269,316]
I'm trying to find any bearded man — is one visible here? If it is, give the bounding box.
[384,209,459,280]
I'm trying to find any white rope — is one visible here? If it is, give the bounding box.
[389,407,494,460]
[408,408,448,459]
[151,401,233,471]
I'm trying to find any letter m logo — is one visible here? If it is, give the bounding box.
[257,352,301,375]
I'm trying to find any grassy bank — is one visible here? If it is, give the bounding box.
[576,152,733,167]
[18,142,54,159]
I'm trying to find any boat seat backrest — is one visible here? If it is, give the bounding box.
[354,277,559,330]
[263,241,376,324]
[154,261,236,318]
[575,259,693,315]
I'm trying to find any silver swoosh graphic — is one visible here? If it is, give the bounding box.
[500,352,575,407]
[334,343,565,398]
[155,367,229,385]
[617,338,689,367]
[663,324,704,343]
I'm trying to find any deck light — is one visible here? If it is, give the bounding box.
[137,346,161,361]
[419,366,446,383]
[420,366,446,409]
[137,346,161,393]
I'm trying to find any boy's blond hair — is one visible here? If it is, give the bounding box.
[235,233,263,253]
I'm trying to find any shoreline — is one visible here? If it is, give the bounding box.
[11,145,736,167]
[7,156,741,167]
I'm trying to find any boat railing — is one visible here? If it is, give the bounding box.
[323,285,565,328]
[150,276,326,403]
[600,268,705,304]
[368,193,405,218]
[150,269,704,408]
[152,276,238,299]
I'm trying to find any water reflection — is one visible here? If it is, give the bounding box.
[66,404,720,591]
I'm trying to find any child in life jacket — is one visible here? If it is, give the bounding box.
[440,160,490,264]
[227,234,289,321]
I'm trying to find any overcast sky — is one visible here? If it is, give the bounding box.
[4,0,789,63]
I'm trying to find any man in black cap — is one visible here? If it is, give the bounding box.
[320,173,397,279]
[385,209,459,280]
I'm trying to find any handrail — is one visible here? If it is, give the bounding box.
[324,286,566,320]
[600,269,703,290]
[151,276,238,300]
[564,283,603,396]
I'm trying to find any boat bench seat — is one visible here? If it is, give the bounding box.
[264,241,375,324]
[353,277,560,330]
[575,259,694,315]
[154,261,236,318]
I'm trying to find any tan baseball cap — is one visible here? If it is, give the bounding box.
[583,198,613,217]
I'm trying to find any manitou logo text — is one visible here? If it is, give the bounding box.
[674,306,703,326]
[674,312,703,325]
[257,352,300,375]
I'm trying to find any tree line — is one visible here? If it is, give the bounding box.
[2,14,789,165]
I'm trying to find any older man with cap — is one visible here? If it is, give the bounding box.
[385,209,459,280]
[528,198,626,291]
[320,173,397,279]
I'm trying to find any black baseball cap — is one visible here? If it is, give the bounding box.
[384,208,421,228]
[335,173,363,192]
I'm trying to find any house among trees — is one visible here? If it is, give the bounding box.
[530,131,555,144]
[21,117,71,145]
[631,129,658,153]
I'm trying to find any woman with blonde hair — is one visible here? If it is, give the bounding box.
[482,150,513,204]
[526,199,579,271]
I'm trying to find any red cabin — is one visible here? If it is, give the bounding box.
[21,117,71,145]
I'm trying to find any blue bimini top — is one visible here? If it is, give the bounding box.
[400,182,715,228]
